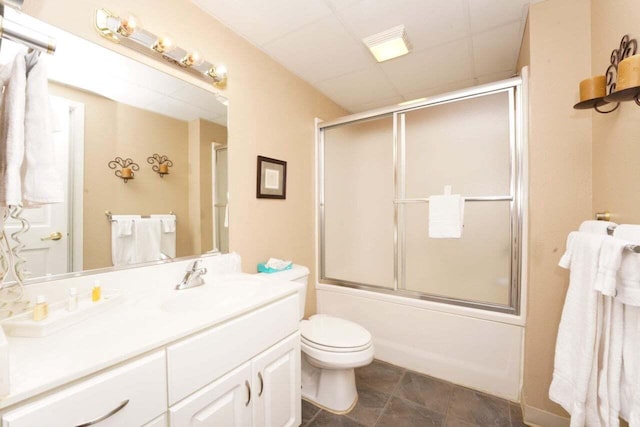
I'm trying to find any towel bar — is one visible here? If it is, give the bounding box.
[393,196,513,204]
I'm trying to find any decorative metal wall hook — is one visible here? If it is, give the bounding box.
[605,35,638,95]
[108,157,139,183]
[147,153,173,177]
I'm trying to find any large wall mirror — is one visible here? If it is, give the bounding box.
[1,10,229,282]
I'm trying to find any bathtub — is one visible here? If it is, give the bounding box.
[316,282,525,401]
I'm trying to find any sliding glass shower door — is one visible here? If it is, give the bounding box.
[399,91,514,307]
[319,81,522,313]
[322,115,395,289]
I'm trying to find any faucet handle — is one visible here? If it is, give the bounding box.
[189,260,203,271]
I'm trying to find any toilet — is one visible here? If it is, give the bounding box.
[258,265,374,413]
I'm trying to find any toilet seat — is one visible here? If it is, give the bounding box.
[300,315,372,353]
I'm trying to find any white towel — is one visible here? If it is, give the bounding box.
[595,236,629,296]
[550,231,606,427]
[0,54,26,207]
[580,220,618,235]
[111,215,137,237]
[111,217,139,267]
[21,52,63,207]
[151,215,176,259]
[134,218,162,263]
[428,194,464,238]
[612,225,640,425]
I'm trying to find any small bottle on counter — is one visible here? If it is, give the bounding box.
[92,281,102,302]
[67,288,78,312]
[33,295,49,321]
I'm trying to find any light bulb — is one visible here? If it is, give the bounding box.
[182,50,203,67]
[216,64,227,77]
[153,35,174,53]
[118,14,139,37]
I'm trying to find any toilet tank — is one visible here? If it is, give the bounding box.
[257,264,309,319]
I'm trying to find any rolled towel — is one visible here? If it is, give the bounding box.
[265,258,292,271]
[22,51,63,206]
[0,54,26,207]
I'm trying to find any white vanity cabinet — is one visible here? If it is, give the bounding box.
[169,333,301,427]
[2,351,167,427]
[0,292,301,427]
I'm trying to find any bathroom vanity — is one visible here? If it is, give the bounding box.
[0,254,302,426]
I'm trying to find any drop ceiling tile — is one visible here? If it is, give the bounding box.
[476,70,516,85]
[192,0,332,46]
[380,38,474,94]
[262,15,373,83]
[337,0,469,52]
[400,78,477,100]
[345,95,404,113]
[472,22,521,76]
[468,0,528,33]
[323,0,363,11]
[315,66,399,109]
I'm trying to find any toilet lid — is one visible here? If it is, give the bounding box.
[300,315,371,350]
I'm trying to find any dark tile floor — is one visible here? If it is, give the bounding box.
[302,360,527,427]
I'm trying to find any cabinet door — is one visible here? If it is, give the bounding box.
[252,333,301,427]
[170,361,252,427]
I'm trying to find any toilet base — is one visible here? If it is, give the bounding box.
[301,355,359,414]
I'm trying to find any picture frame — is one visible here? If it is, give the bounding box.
[256,155,287,199]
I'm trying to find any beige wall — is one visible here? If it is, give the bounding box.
[591,0,640,224]
[49,83,191,270]
[25,0,347,316]
[522,0,593,419]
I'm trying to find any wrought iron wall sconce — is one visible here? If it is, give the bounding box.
[574,35,638,114]
[108,157,139,183]
[147,154,173,178]
[94,9,227,89]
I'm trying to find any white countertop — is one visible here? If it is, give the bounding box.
[0,255,299,410]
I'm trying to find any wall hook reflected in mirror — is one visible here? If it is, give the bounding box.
[108,157,139,183]
[147,154,173,178]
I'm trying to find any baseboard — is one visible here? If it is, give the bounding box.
[522,397,569,427]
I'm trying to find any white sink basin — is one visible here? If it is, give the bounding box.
[160,281,263,313]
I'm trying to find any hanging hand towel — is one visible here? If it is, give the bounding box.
[151,215,176,259]
[428,194,464,238]
[110,216,139,266]
[21,52,63,207]
[0,54,26,207]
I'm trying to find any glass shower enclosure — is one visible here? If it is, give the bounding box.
[318,78,524,314]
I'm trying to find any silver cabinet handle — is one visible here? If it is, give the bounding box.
[75,400,129,427]
[245,380,251,406]
[258,372,264,397]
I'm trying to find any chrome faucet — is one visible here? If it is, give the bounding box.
[176,260,208,290]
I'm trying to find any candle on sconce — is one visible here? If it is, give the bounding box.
[617,54,640,91]
[579,75,606,101]
[121,167,132,178]
[159,163,169,174]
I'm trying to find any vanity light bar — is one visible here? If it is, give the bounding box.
[94,8,227,89]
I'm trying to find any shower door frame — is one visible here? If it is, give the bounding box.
[318,77,524,315]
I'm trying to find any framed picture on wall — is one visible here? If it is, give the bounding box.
[257,156,287,199]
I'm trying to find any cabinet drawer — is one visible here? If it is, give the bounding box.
[167,294,298,404]
[2,351,166,427]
